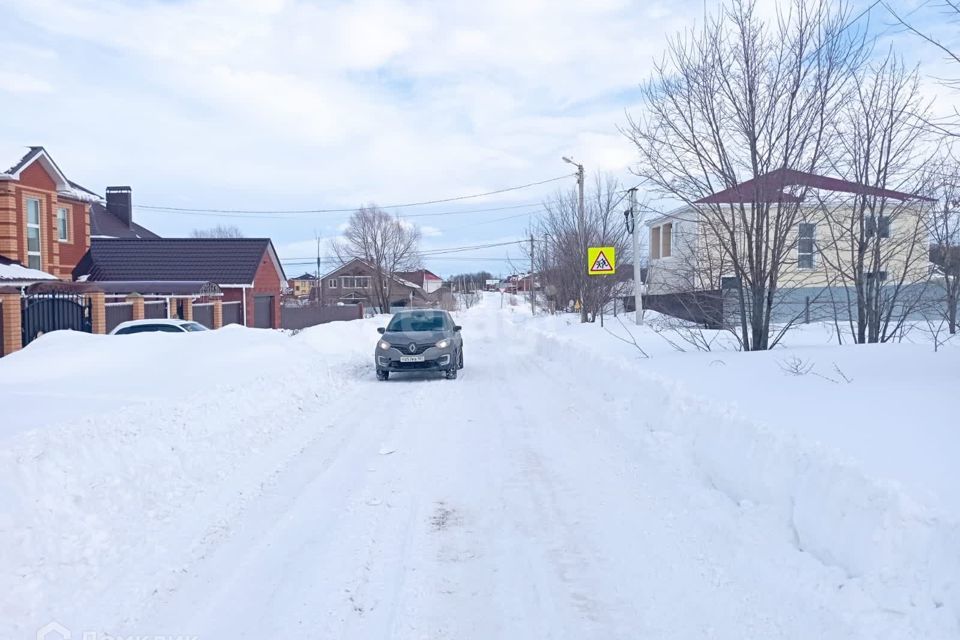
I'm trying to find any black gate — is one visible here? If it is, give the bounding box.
[21,291,93,346]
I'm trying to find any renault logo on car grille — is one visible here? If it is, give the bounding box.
[408,343,417,354]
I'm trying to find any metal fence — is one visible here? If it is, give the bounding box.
[21,291,93,346]
[281,304,363,330]
[193,302,215,329]
[105,302,134,333]
[144,300,167,319]
[222,301,243,325]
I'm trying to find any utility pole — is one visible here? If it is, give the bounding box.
[530,233,536,315]
[563,157,586,322]
[315,233,322,308]
[627,187,643,325]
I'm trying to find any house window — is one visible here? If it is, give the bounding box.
[866,270,888,282]
[797,223,815,269]
[866,215,890,239]
[329,278,338,288]
[661,223,673,258]
[56,206,70,242]
[355,276,370,289]
[26,198,42,270]
[650,226,661,259]
[341,276,354,288]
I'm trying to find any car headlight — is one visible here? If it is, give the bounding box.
[435,338,450,349]
[378,340,391,350]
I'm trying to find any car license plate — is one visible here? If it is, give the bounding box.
[400,355,425,363]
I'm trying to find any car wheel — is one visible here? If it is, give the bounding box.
[458,349,464,370]
[445,362,458,380]
[376,370,390,381]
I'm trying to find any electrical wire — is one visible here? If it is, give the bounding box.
[134,175,573,215]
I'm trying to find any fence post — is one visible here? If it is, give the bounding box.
[126,293,145,321]
[87,291,106,335]
[1,291,23,356]
[168,297,178,319]
[804,296,810,325]
[213,299,223,329]
[182,298,194,321]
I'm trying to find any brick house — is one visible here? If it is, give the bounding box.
[0,146,157,280]
[73,238,287,328]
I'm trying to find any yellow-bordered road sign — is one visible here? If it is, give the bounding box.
[587,247,616,275]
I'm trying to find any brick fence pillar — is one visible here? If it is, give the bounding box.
[213,299,223,329]
[87,291,106,335]
[126,293,145,321]
[1,292,22,356]
[168,297,178,319]
[182,298,193,321]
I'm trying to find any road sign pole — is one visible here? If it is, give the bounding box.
[629,188,643,326]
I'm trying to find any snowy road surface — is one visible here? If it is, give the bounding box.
[3,297,956,639]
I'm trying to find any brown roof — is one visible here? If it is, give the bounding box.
[695,169,933,204]
[73,238,285,285]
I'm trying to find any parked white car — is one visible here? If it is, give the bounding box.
[110,319,209,335]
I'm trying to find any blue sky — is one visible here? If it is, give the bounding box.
[1,0,957,277]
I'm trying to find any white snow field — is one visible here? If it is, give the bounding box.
[1,294,958,639]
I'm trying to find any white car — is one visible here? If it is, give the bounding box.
[110,319,209,335]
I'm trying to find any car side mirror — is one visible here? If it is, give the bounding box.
[454,325,462,332]
[377,327,386,334]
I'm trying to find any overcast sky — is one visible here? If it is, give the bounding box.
[2,0,957,277]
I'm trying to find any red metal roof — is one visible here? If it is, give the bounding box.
[694,169,933,204]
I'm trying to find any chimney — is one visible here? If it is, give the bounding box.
[105,186,133,229]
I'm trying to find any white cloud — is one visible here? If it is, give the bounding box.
[0,70,53,94]
[420,225,443,238]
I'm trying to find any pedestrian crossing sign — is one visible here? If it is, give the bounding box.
[587,247,616,275]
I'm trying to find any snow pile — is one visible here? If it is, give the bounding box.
[0,321,380,636]
[519,316,960,629]
[0,261,59,282]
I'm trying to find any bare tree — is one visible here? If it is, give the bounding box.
[191,224,244,238]
[818,52,935,343]
[883,1,960,134]
[925,151,960,333]
[623,0,869,350]
[532,175,630,322]
[332,205,421,312]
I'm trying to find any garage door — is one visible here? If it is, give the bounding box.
[253,295,274,328]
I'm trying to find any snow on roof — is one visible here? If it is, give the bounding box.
[0,262,59,282]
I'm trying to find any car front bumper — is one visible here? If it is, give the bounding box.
[375,347,454,371]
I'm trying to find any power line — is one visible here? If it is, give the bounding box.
[136,201,546,221]
[134,175,573,215]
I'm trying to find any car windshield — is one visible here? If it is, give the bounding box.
[182,323,208,332]
[386,312,447,332]
[116,324,184,334]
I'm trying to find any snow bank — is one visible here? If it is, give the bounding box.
[0,321,381,636]
[521,322,960,628]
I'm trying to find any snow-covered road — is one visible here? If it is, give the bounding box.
[126,305,927,639]
[4,297,956,639]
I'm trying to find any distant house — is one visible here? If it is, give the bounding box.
[396,269,443,294]
[73,238,286,328]
[319,258,435,310]
[289,272,317,298]
[0,147,157,280]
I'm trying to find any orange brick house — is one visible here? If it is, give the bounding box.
[0,147,157,280]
